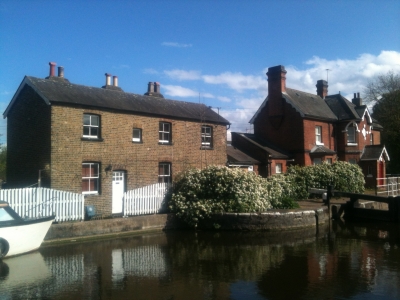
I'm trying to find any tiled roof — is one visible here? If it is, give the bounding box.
[234,133,290,159]
[360,145,390,161]
[283,88,338,121]
[226,144,260,164]
[310,145,336,155]
[4,76,230,125]
[324,94,361,121]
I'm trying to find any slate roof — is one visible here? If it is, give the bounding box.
[4,76,230,125]
[310,145,336,155]
[226,144,260,164]
[233,133,290,159]
[324,94,361,121]
[283,88,338,121]
[360,145,390,161]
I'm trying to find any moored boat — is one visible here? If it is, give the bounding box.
[0,201,54,258]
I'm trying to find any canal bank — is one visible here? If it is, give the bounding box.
[43,202,330,244]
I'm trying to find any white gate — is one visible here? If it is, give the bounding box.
[112,171,125,214]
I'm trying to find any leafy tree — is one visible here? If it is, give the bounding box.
[372,90,400,173]
[363,70,400,103]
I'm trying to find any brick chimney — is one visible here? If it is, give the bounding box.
[267,65,287,97]
[316,80,328,99]
[352,92,363,107]
[144,81,164,98]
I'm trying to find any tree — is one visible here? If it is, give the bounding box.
[372,90,400,173]
[364,71,400,103]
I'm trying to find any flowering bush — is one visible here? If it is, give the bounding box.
[286,161,365,199]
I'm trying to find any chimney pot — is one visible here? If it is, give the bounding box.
[154,82,160,93]
[58,66,64,78]
[105,73,111,86]
[49,62,56,77]
[147,82,155,93]
[113,76,118,87]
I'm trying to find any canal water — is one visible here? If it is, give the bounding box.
[1,220,399,300]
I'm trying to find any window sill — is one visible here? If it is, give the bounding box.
[316,142,324,146]
[81,137,104,142]
[159,142,173,146]
[82,192,99,195]
[347,143,358,146]
[132,141,143,144]
[200,146,214,150]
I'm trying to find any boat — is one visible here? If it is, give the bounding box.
[0,201,54,258]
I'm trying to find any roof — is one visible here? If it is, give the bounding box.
[324,94,361,121]
[232,133,290,159]
[226,144,260,164]
[310,145,336,155]
[4,76,230,125]
[360,145,390,161]
[283,88,338,121]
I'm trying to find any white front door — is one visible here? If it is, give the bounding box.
[112,171,125,214]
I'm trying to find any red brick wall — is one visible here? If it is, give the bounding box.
[50,105,227,214]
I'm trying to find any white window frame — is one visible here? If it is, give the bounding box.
[82,162,99,194]
[275,163,282,174]
[326,158,333,164]
[158,162,171,183]
[132,128,142,142]
[315,126,323,145]
[347,126,357,145]
[159,122,171,144]
[83,114,100,139]
[348,159,357,164]
[370,133,374,145]
[201,125,213,147]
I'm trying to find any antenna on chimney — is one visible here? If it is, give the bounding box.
[326,69,330,83]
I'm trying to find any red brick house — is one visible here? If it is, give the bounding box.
[4,62,230,214]
[232,65,389,186]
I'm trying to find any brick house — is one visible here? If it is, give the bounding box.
[232,65,389,186]
[4,62,230,214]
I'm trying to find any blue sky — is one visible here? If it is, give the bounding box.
[1,0,399,143]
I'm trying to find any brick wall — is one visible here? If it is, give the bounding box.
[6,85,51,187]
[50,105,227,214]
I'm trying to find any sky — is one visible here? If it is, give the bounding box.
[0,0,399,144]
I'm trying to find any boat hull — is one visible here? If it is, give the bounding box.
[0,216,54,258]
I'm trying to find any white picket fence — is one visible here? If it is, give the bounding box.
[123,183,170,217]
[0,187,85,222]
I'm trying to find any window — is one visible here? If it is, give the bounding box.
[347,126,356,145]
[83,114,100,139]
[82,163,99,194]
[159,122,171,144]
[133,128,142,142]
[370,133,374,145]
[275,163,282,174]
[348,159,357,164]
[158,163,171,183]
[315,126,322,144]
[326,158,333,164]
[201,125,213,148]
[313,158,322,165]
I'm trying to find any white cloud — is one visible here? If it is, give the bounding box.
[217,96,231,103]
[162,85,199,98]
[202,72,265,92]
[162,42,192,48]
[164,69,201,80]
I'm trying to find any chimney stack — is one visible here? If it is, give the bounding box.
[105,73,111,86]
[316,80,328,99]
[58,66,64,78]
[352,92,363,107]
[49,62,56,77]
[113,76,118,87]
[267,65,287,97]
[144,81,164,98]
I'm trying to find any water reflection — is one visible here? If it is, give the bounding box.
[0,221,399,299]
